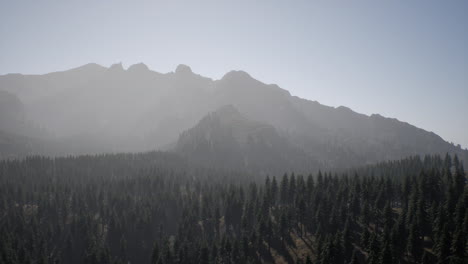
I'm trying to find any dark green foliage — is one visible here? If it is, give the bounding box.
[436,225,452,263]
[379,242,393,264]
[151,242,160,264]
[0,153,465,263]
[349,249,360,264]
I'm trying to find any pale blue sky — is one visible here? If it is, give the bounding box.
[1,0,467,147]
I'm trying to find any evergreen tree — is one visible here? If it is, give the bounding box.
[271,176,278,205]
[349,249,359,264]
[280,174,289,204]
[421,251,431,264]
[151,242,160,264]
[367,233,381,264]
[435,225,451,264]
[0,154,463,264]
[198,245,209,264]
[407,221,423,260]
[379,242,393,264]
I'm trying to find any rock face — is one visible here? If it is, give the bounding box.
[0,63,466,169]
[175,105,315,174]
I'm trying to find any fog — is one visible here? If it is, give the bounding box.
[1,63,466,170]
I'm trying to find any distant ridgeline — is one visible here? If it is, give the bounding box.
[0,153,466,264]
[1,63,467,170]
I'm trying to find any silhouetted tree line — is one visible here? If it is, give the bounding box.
[0,153,466,264]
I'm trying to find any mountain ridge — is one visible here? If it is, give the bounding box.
[0,63,466,169]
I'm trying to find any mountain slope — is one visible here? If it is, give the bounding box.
[0,63,466,168]
[289,96,465,166]
[175,105,316,174]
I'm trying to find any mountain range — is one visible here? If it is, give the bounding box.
[0,63,466,172]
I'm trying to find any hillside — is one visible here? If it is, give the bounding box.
[175,105,316,174]
[0,63,466,168]
[0,153,465,263]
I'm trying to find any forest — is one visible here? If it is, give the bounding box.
[0,153,466,264]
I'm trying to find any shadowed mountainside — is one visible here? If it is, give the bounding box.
[175,105,317,174]
[0,63,466,168]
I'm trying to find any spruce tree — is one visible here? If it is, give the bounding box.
[379,242,393,264]
[349,249,359,264]
[151,242,160,264]
[435,224,451,264]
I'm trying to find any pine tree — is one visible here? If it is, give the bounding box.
[444,153,452,170]
[407,221,423,261]
[320,236,337,264]
[198,245,209,264]
[306,174,314,193]
[382,202,393,229]
[421,251,431,264]
[151,242,160,264]
[349,249,359,264]
[360,202,371,226]
[211,243,219,264]
[367,233,380,264]
[435,224,451,264]
[360,228,370,249]
[289,173,297,204]
[379,242,393,264]
[280,174,289,204]
[297,198,306,237]
[342,219,352,261]
[119,236,128,263]
[450,225,466,261]
[271,176,278,206]
[453,163,466,201]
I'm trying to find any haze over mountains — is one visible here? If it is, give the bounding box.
[0,63,466,172]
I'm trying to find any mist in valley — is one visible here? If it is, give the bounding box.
[1,1,467,264]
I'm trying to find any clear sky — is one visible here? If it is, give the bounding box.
[1,0,467,147]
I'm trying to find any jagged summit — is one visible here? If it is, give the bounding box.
[127,63,149,72]
[221,70,252,81]
[108,62,124,71]
[175,64,193,75]
[0,62,466,165]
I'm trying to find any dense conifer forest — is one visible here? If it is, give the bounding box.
[0,153,466,264]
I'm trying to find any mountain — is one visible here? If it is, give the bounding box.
[0,130,64,159]
[175,105,316,174]
[0,91,57,158]
[0,91,26,134]
[0,63,466,168]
